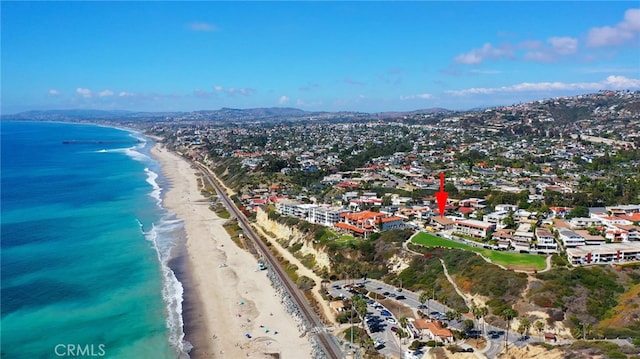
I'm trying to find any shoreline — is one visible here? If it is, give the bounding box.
[150,142,313,359]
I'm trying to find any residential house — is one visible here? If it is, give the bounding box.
[495,204,519,213]
[483,211,509,229]
[412,319,454,344]
[574,230,606,245]
[535,228,557,252]
[590,213,632,227]
[558,228,585,247]
[605,227,629,242]
[569,217,602,230]
[606,205,640,216]
[493,229,514,249]
[513,223,534,251]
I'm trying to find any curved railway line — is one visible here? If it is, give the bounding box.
[192,160,344,359]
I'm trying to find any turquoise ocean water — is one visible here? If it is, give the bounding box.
[1,121,189,358]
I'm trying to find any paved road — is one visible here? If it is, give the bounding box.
[328,281,402,358]
[329,278,535,358]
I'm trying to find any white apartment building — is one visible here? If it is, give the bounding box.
[307,205,349,226]
[275,200,318,218]
[567,242,640,266]
[454,219,495,238]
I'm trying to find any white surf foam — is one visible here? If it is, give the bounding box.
[143,216,191,358]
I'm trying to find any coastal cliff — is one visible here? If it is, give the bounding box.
[255,207,332,273]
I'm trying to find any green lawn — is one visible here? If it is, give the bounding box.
[412,232,547,271]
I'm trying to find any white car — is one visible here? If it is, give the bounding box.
[386,318,397,324]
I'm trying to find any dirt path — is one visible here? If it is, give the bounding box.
[439,258,475,310]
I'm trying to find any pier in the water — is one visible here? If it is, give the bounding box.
[62,139,143,144]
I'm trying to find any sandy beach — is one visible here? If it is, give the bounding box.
[151,143,313,359]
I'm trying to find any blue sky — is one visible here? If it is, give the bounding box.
[2,1,639,113]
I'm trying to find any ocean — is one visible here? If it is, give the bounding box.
[1,121,189,359]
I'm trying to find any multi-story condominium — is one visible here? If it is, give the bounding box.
[430,216,455,231]
[454,219,495,238]
[535,228,557,252]
[307,205,349,226]
[380,216,405,231]
[558,228,586,247]
[275,199,317,218]
[566,242,640,265]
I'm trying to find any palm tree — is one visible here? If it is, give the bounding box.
[479,306,489,335]
[454,308,462,322]
[395,327,408,345]
[445,310,456,322]
[534,320,545,339]
[517,317,531,339]
[352,295,368,346]
[399,316,409,330]
[419,291,429,315]
[500,308,518,353]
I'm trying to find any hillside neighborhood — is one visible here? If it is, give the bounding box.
[145,91,640,270]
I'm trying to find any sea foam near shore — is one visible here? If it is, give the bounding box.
[0,121,190,359]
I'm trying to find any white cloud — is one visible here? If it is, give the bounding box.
[587,8,640,47]
[548,36,578,55]
[48,89,60,96]
[187,21,217,32]
[98,89,114,97]
[118,91,135,97]
[453,43,513,64]
[400,93,432,100]
[76,88,92,98]
[279,95,290,104]
[446,75,640,96]
[212,85,254,96]
[603,75,640,88]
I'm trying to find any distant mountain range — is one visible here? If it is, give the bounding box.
[1,106,452,122]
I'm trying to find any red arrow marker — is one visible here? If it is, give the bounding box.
[435,172,449,217]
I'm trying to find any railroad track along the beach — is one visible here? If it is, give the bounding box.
[193,161,343,359]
